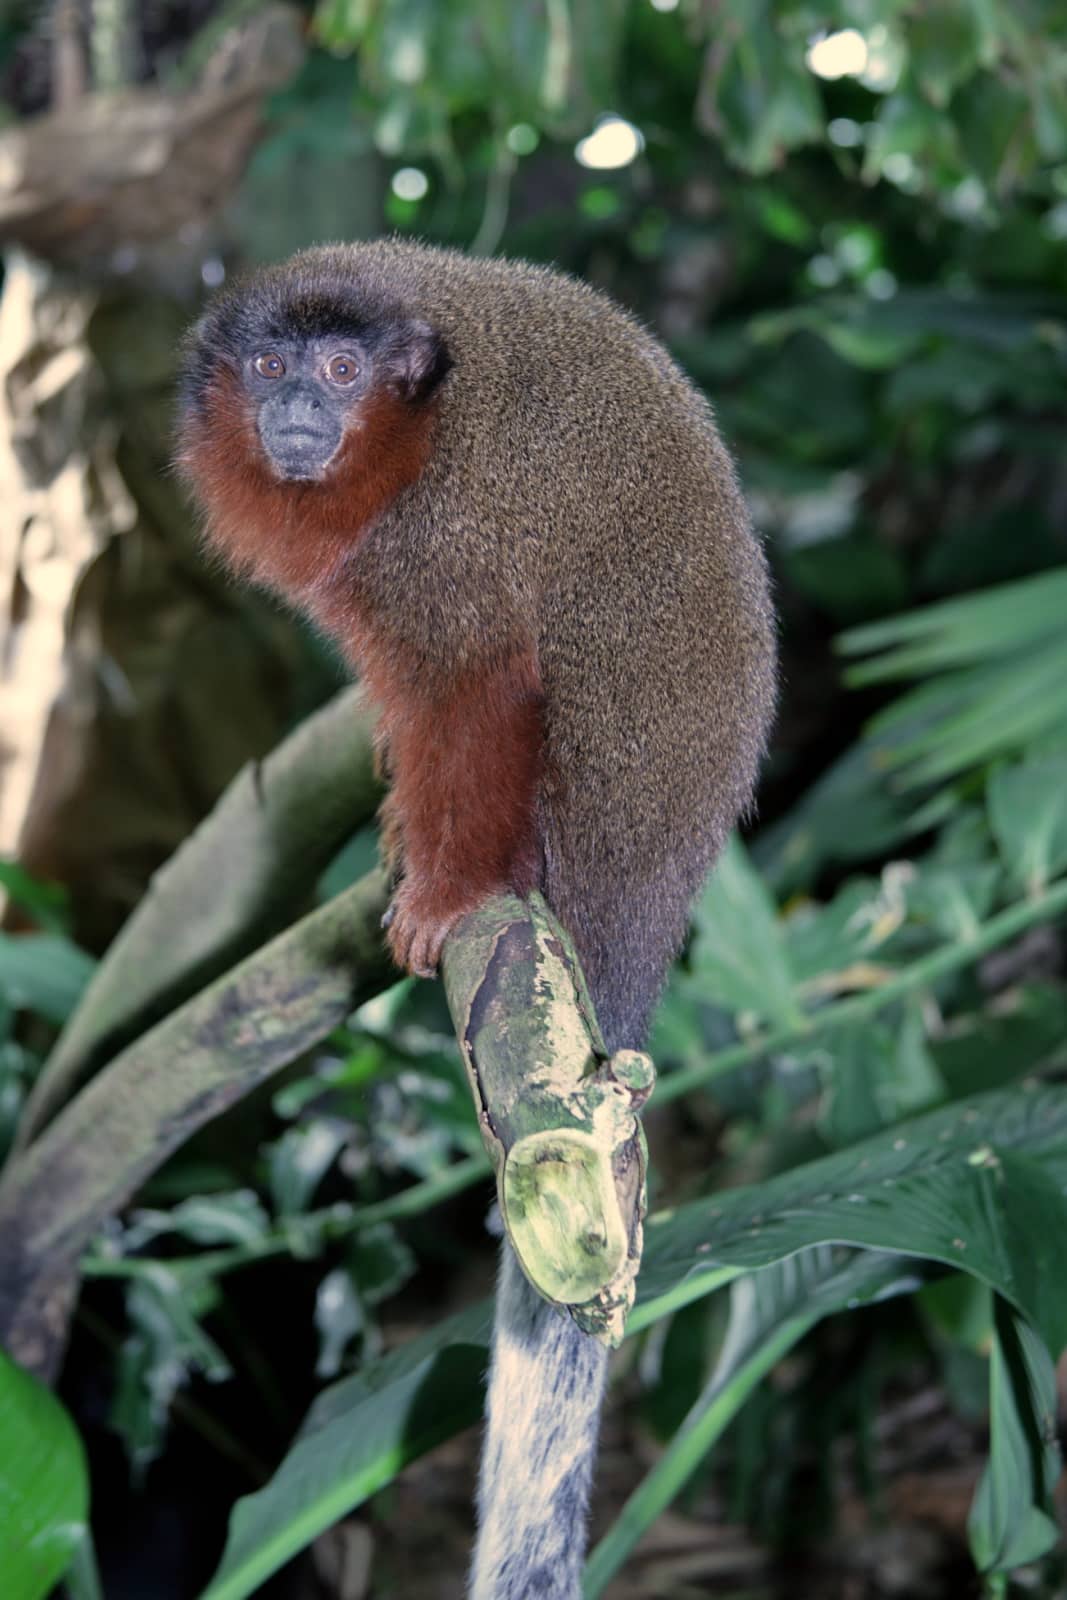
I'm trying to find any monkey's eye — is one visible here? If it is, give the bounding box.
[325,353,360,385]
[254,353,286,379]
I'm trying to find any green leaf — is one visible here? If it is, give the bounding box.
[817,1009,944,1144]
[905,862,1001,942]
[988,755,1067,893]
[0,863,69,935]
[347,1221,417,1306]
[0,1347,89,1600]
[584,1249,922,1596]
[968,1298,1061,1572]
[910,1,982,107]
[819,1022,898,1145]
[859,641,1067,787]
[269,1120,349,1215]
[932,985,1067,1098]
[638,1085,1067,1355]
[839,568,1067,672]
[120,1191,271,1252]
[711,24,824,173]
[783,877,889,984]
[0,934,95,1026]
[684,836,803,1029]
[313,0,374,52]
[111,1271,230,1470]
[754,740,920,897]
[202,1303,493,1600]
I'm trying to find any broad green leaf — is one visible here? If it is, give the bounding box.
[819,1023,898,1145]
[783,878,885,984]
[753,739,923,897]
[817,1008,944,1144]
[347,1222,417,1305]
[988,755,1067,892]
[313,0,374,51]
[968,1298,1061,1572]
[639,1085,1067,1355]
[0,935,95,1026]
[202,1303,493,1600]
[889,1003,947,1116]
[0,1347,89,1600]
[685,836,802,1028]
[709,22,824,173]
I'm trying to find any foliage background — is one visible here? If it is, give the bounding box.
[0,2,1066,1597]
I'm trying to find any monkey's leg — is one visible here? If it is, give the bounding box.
[381,649,543,976]
[377,790,405,886]
[470,1239,608,1600]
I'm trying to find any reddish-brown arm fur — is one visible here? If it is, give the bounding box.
[180,370,544,976]
[362,644,544,975]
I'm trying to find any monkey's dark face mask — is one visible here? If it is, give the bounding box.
[246,337,371,482]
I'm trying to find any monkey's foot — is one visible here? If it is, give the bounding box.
[384,887,465,977]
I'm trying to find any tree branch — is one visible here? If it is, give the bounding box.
[442,892,653,1346]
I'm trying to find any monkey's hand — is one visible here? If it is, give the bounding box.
[384,881,470,978]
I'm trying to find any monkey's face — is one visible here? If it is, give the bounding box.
[177,256,454,588]
[244,337,370,482]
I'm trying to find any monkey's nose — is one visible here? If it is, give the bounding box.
[290,395,323,418]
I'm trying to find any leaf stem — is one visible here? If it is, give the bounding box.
[656,876,1067,1106]
[81,1154,491,1282]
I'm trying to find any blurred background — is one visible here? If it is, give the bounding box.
[1,2,1066,1598]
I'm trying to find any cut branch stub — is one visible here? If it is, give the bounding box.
[441,893,653,1347]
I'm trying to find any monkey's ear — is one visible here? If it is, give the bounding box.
[389,319,453,402]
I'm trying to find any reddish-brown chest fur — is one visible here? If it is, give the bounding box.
[179,365,545,975]
[178,367,437,597]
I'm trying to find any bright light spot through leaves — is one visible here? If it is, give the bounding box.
[806,29,869,80]
[391,166,429,201]
[575,115,644,170]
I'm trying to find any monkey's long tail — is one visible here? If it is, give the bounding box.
[469,1239,609,1600]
